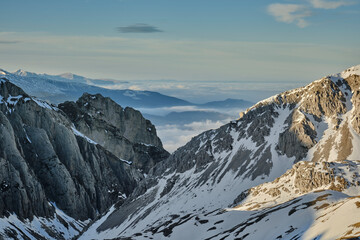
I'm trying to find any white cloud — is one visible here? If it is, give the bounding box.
[309,0,353,9]
[128,85,143,91]
[139,106,212,116]
[267,4,311,28]
[157,119,230,153]
[267,0,357,28]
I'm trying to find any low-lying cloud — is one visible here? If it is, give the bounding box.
[138,106,217,116]
[117,24,163,33]
[156,119,231,153]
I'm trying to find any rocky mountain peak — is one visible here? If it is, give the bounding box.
[332,64,360,79]
[59,92,169,173]
[14,69,28,76]
[0,78,28,97]
[236,72,360,163]
[59,72,75,79]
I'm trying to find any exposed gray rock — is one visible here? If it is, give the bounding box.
[276,109,317,161]
[346,75,360,134]
[58,93,169,173]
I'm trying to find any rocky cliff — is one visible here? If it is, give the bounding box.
[80,65,360,240]
[59,93,169,174]
[0,78,165,239]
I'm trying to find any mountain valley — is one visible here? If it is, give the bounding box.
[0,65,360,239]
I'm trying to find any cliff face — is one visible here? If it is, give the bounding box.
[0,78,166,239]
[58,93,169,173]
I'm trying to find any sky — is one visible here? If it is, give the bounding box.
[0,0,359,86]
[1,0,359,152]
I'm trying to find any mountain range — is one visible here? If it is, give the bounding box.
[0,69,253,110]
[0,65,359,239]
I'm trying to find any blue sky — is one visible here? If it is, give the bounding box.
[0,0,359,85]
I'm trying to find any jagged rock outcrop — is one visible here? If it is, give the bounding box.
[0,78,155,238]
[59,93,169,173]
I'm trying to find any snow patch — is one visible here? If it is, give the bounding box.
[32,97,59,111]
[120,158,133,165]
[0,202,88,240]
[71,127,98,145]
[340,65,360,79]
[78,206,116,240]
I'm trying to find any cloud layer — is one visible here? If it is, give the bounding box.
[117,24,163,33]
[157,119,230,153]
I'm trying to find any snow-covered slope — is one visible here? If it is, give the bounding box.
[0,204,89,240]
[80,65,360,240]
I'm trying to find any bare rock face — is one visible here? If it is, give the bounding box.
[0,79,143,222]
[277,109,317,161]
[293,161,338,193]
[59,93,169,173]
[346,75,360,134]
[0,111,53,220]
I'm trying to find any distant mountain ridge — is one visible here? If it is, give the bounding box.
[0,68,193,107]
[200,98,253,109]
[13,69,127,85]
[0,68,253,110]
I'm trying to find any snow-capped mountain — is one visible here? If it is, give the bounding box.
[0,68,192,107]
[13,69,124,85]
[0,68,253,117]
[79,65,360,240]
